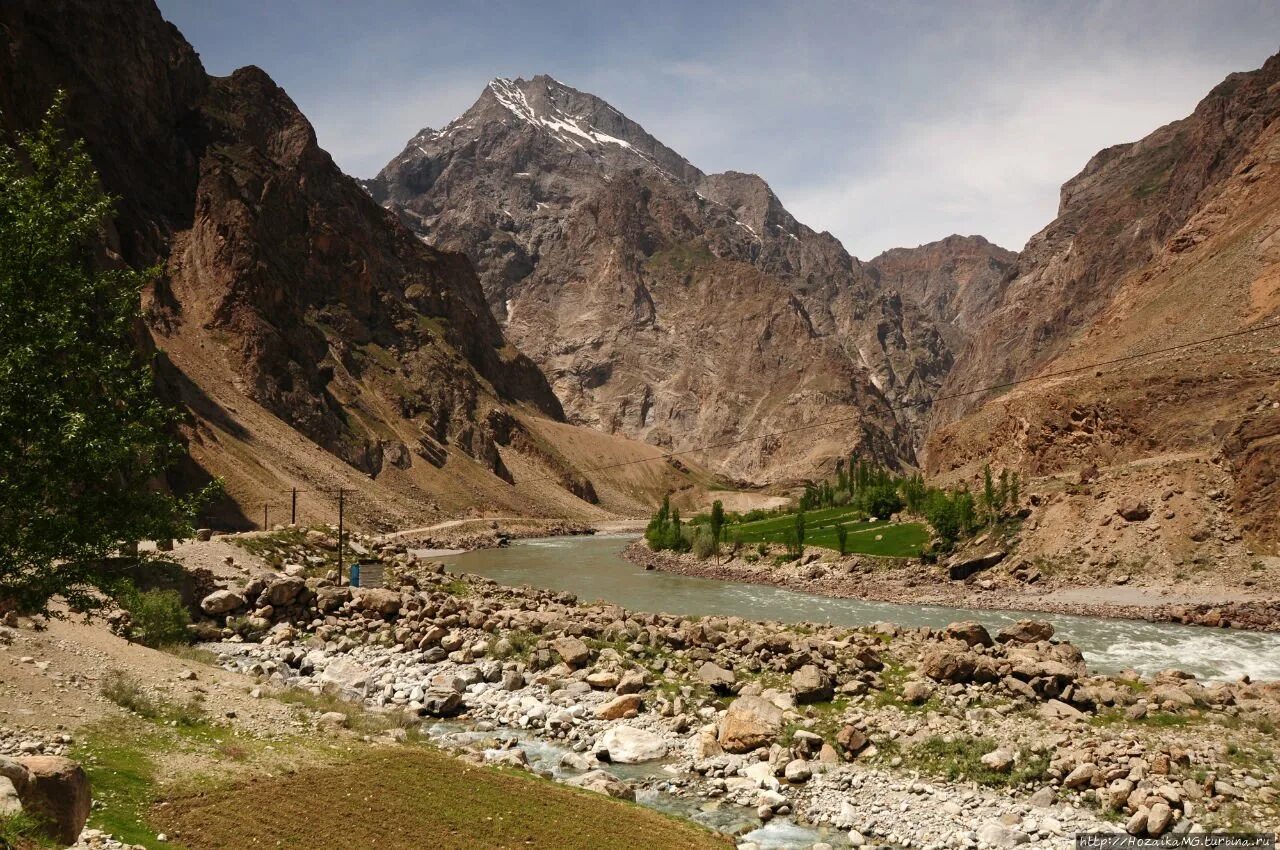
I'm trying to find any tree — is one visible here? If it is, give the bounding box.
[794,511,806,559]
[709,499,725,562]
[981,464,997,522]
[0,99,206,615]
[835,523,849,556]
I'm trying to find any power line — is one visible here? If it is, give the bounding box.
[511,318,1280,483]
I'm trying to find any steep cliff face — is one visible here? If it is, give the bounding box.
[927,52,1280,549]
[935,55,1280,427]
[868,235,1017,349]
[369,76,953,481]
[0,1,698,527]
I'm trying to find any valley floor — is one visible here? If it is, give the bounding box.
[5,530,1278,850]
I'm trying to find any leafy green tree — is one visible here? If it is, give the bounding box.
[0,100,208,616]
[835,523,849,556]
[981,464,996,522]
[859,483,903,520]
[709,499,725,561]
[1009,472,1021,509]
[794,511,806,558]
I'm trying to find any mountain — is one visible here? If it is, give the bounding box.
[367,76,956,481]
[868,235,1017,350]
[0,0,707,528]
[926,52,1280,557]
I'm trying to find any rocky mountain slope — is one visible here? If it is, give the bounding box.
[367,76,958,481]
[927,52,1280,558]
[0,0,707,528]
[868,235,1018,350]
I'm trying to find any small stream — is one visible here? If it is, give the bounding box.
[422,719,852,847]
[441,534,1280,682]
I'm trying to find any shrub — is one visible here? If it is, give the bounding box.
[756,541,769,557]
[118,587,190,647]
[101,670,204,725]
[859,484,903,519]
[691,526,717,560]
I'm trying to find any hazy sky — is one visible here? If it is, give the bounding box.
[155,0,1280,258]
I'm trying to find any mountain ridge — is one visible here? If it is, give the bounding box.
[369,74,969,481]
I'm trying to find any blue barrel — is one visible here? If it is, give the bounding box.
[349,562,361,587]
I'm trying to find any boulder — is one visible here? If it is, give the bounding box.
[718,696,784,754]
[835,725,869,757]
[790,665,833,703]
[17,756,91,845]
[566,769,635,801]
[199,589,246,615]
[980,748,1015,773]
[944,621,994,647]
[550,636,592,668]
[318,658,370,694]
[902,680,935,704]
[585,671,620,690]
[947,550,1006,580]
[0,776,21,817]
[920,646,977,683]
[615,671,646,694]
[783,759,811,784]
[1117,500,1152,522]
[976,821,1030,848]
[597,726,668,764]
[1039,699,1085,722]
[0,756,29,795]
[1063,762,1098,789]
[594,694,643,720]
[420,689,463,717]
[695,661,736,692]
[262,576,306,607]
[315,585,351,613]
[1146,802,1173,837]
[1028,786,1056,808]
[352,587,400,616]
[317,711,349,729]
[997,620,1055,644]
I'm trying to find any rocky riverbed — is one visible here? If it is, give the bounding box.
[624,541,1280,633]
[187,545,1280,848]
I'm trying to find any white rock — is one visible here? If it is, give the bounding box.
[597,726,668,764]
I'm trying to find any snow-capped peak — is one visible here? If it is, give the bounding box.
[485,76,656,162]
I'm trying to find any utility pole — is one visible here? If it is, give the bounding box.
[291,488,298,525]
[263,503,269,530]
[336,489,346,586]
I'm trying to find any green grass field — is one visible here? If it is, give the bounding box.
[728,506,928,557]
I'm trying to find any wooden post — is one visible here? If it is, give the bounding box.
[336,489,346,585]
[291,488,298,525]
[263,503,269,530]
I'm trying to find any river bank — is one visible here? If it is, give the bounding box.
[178,539,1280,846]
[624,541,1280,633]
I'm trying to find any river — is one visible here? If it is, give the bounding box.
[443,534,1280,682]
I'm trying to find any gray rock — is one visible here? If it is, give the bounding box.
[597,726,668,764]
[718,696,783,754]
[550,636,592,668]
[695,661,735,692]
[790,665,833,703]
[0,776,21,817]
[200,589,246,615]
[997,620,1055,644]
[1063,762,1098,789]
[567,769,635,800]
[976,820,1029,848]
